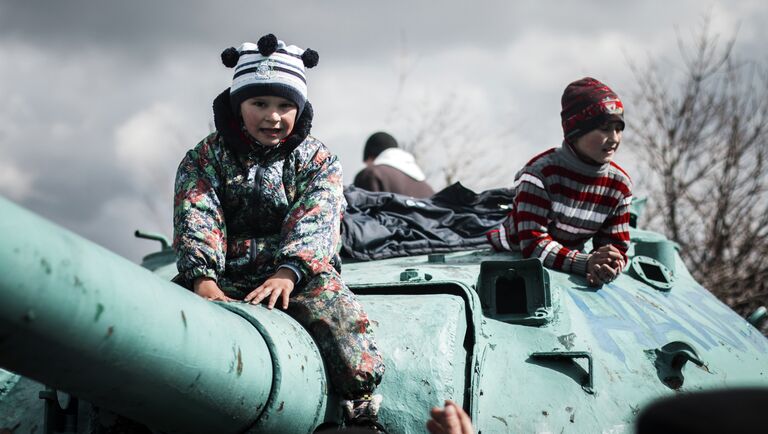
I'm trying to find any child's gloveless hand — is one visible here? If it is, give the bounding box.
[587,245,626,286]
[244,268,297,309]
[193,277,235,302]
[427,400,475,434]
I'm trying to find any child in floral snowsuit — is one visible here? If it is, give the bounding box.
[172,34,385,429]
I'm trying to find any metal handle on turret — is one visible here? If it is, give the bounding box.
[530,351,594,394]
[656,341,704,368]
[652,341,707,390]
[134,229,171,250]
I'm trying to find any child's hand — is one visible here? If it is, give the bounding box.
[587,264,617,286]
[597,245,626,276]
[193,278,234,301]
[587,245,625,286]
[244,268,297,309]
[427,400,475,434]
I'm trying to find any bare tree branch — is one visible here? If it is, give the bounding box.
[629,15,768,333]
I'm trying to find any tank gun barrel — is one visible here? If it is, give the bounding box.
[0,196,329,434]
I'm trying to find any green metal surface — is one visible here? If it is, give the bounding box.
[629,255,675,290]
[477,258,553,325]
[0,372,44,434]
[2,194,768,433]
[220,303,331,433]
[340,238,768,433]
[747,306,767,328]
[0,196,312,434]
[358,294,468,432]
[628,228,679,274]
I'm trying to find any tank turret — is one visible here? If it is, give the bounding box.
[2,194,768,433]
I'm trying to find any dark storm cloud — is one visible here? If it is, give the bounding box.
[0,1,525,62]
[5,1,761,71]
[0,1,693,58]
[1,0,766,263]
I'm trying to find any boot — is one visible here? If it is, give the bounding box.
[341,394,387,433]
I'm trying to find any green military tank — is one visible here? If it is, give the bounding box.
[1,193,767,433]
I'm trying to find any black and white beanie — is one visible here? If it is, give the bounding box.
[221,34,319,116]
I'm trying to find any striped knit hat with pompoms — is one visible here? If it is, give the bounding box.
[221,34,319,116]
[560,77,624,143]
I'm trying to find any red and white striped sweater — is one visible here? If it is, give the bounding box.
[487,143,632,275]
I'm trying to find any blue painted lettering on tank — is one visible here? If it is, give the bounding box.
[662,286,747,352]
[690,287,768,353]
[610,287,713,350]
[569,293,635,363]
[621,285,718,350]
[675,284,766,353]
[597,287,666,346]
[568,280,768,363]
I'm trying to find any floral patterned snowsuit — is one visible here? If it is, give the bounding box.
[173,90,384,398]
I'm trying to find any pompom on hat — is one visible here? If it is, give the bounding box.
[221,34,319,116]
[560,77,624,142]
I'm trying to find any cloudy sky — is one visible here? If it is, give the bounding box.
[1,0,766,262]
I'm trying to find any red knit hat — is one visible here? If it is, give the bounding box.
[560,77,624,142]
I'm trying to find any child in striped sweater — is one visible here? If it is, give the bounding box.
[488,77,631,286]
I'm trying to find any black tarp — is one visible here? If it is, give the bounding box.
[341,183,514,260]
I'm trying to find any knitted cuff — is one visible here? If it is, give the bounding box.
[571,252,591,276]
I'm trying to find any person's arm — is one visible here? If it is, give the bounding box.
[592,193,632,263]
[275,142,345,279]
[172,138,227,288]
[583,193,631,285]
[512,169,592,275]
